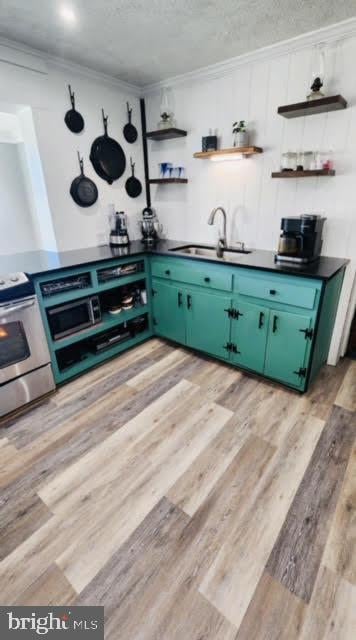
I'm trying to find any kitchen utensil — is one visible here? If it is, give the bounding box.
[139,207,162,244]
[109,211,130,246]
[123,102,138,143]
[64,85,84,133]
[70,153,98,207]
[90,109,126,184]
[125,158,142,198]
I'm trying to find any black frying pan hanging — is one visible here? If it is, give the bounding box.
[123,102,138,143]
[125,157,142,198]
[70,152,98,207]
[90,109,126,184]
[64,85,84,133]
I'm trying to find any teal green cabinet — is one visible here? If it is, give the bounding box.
[152,279,185,344]
[185,289,231,359]
[230,300,269,373]
[264,310,313,388]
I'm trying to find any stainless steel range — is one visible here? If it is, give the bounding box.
[0,272,55,419]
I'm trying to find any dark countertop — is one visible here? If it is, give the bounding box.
[0,239,349,281]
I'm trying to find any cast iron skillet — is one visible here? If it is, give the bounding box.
[64,85,84,133]
[90,109,126,184]
[123,102,138,143]
[125,158,142,198]
[70,152,98,207]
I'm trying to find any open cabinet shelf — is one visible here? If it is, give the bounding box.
[146,128,187,141]
[271,170,335,178]
[149,178,188,184]
[277,95,347,118]
[194,146,263,159]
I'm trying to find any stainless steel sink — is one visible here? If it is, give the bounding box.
[169,245,252,261]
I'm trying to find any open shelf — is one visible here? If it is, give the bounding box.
[193,146,263,159]
[146,128,187,141]
[149,178,188,184]
[55,330,152,384]
[278,95,347,118]
[53,305,148,350]
[271,170,335,178]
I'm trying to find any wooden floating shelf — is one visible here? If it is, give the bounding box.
[146,127,187,141]
[278,95,347,118]
[271,170,335,178]
[149,178,188,184]
[194,146,263,159]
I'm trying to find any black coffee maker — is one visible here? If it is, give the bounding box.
[276,214,326,263]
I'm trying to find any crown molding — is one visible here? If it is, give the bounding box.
[143,16,356,94]
[0,37,142,96]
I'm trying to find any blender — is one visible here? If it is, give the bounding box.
[109,211,130,246]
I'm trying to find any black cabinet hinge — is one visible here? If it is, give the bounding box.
[153,317,157,326]
[223,342,240,354]
[299,327,314,340]
[224,308,243,320]
[293,367,307,378]
[151,288,156,297]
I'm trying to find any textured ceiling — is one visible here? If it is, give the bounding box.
[0,1,356,86]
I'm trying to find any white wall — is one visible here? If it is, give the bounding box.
[145,37,356,362]
[0,141,38,255]
[0,55,144,252]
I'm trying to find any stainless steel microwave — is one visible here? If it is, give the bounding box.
[47,295,101,340]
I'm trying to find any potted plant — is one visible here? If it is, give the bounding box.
[233,120,248,147]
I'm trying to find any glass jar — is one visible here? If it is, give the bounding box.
[281,152,297,172]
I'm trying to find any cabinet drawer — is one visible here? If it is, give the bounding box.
[151,261,174,280]
[237,275,317,309]
[151,260,232,292]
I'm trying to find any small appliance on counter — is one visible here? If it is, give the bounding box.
[276,214,326,263]
[140,207,162,245]
[109,210,130,247]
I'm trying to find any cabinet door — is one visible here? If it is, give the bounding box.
[185,288,231,359]
[264,309,312,388]
[152,279,186,344]
[230,300,269,373]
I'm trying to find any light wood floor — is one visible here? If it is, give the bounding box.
[0,338,355,639]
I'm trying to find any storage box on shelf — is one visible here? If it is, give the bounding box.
[33,256,153,384]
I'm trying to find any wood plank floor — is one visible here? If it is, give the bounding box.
[0,338,355,639]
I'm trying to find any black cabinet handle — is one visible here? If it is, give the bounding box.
[204,276,211,283]
[269,289,276,295]
[178,292,183,307]
[258,311,264,329]
[272,315,278,333]
[187,294,192,310]
[165,269,171,276]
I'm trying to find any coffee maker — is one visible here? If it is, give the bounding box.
[139,207,162,245]
[276,214,326,263]
[109,211,130,247]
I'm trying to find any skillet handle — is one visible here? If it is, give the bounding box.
[68,85,75,108]
[77,151,84,175]
[127,102,132,122]
[102,108,108,135]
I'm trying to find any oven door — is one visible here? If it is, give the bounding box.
[0,296,50,385]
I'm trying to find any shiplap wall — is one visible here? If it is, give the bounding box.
[145,37,356,362]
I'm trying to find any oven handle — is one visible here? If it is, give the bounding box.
[0,298,35,316]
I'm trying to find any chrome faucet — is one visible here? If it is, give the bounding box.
[208,206,227,257]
